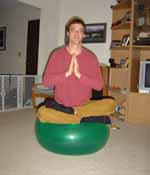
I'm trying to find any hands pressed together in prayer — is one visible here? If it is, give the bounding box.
[65,53,81,79]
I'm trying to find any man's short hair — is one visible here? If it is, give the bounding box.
[65,16,86,33]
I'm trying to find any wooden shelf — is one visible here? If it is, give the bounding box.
[109,67,128,70]
[132,45,150,49]
[109,87,128,94]
[112,21,131,30]
[111,46,129,50]
[136,0,150,7]
[135,25,150,29]
[110,0,150,124]
[111,0,131,10]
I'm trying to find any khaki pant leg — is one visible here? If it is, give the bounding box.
[37,106,80,124]
[75,99,117,119]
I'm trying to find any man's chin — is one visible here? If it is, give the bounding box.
[72,41,82,45]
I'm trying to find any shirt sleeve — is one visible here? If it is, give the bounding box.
[43,52,66,87]
[79,55,104,91]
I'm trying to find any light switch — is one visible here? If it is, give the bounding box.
[18,51,22,57]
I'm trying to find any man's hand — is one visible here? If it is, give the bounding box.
[65,53,81,79]
[65,54,75,77]
[73,55,81,79]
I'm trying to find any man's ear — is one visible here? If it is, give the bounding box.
[83,33,85,38]
[66,31,69,36]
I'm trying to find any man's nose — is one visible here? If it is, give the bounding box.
[74,30,80,34]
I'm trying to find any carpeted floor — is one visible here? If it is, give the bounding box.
[0,109,149,175]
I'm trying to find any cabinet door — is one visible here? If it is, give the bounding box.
[101,66,109,96]
[127,92,150,124]
[109,68,129,89]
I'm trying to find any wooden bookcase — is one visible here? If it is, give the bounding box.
[109,0,150,124]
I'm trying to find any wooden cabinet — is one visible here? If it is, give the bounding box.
[127,92,150,125]
[109,0,150,124]
[101,65,109,96]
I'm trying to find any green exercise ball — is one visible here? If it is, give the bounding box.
[35,118,110,155]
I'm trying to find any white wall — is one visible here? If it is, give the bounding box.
[0,3,40,74]
[19,0,61,75]
[58,0,116,65]
[1,0,116,75]
[20,0,116,75]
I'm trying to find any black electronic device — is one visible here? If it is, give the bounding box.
[109,58,119,67]
[135,38,150,45]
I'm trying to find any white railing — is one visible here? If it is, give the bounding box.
[0,75,42,112]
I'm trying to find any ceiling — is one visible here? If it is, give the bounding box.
[0,0,18,8]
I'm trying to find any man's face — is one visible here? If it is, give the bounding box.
[67,23,85,45]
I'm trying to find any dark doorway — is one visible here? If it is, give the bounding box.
[26,19,40,75]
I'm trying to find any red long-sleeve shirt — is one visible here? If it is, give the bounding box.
[43,46,103,107]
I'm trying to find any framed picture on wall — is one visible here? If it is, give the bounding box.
[65,23,107,44]
[83,23,107,43]
[0,26,6,50]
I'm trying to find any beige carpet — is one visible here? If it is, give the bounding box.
[0,109,149,175]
